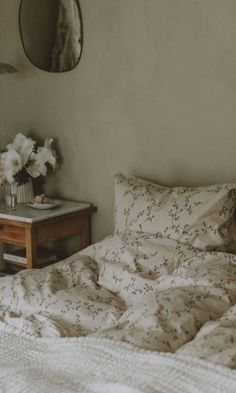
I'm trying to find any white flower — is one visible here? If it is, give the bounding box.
[1,133,57,185]
[44,138,56,170]
[1,150,23,184]
[26,147,51,178]
[7,133,35,165]
[0,153,5,185]
[6,133,25,152]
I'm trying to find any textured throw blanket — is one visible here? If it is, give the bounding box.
[0,332,236,393]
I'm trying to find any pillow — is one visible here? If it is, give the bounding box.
[114,173,236,251]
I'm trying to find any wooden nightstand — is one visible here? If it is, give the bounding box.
[0,200,97,269]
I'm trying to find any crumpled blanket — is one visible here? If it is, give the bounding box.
[0,231,236,369]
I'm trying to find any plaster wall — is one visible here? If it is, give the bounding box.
[1,0,236,241]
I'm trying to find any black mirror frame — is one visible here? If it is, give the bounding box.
[19,0,83,73]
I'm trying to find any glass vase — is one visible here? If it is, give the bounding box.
[5,183,17,211]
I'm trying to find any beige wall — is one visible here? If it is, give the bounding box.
[1,0,236,242]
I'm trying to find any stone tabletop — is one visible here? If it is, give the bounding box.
[0,200,91,223]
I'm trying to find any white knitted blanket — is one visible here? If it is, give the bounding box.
[0,332,236,393]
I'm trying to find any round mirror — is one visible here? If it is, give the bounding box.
[19,0,83,72]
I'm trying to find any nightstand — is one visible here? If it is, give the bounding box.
[0,200,97,269]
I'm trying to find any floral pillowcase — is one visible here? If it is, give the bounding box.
[114,173,236,251]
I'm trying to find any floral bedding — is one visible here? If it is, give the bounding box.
[114,173,236,251]
[0,230,236,369]
[1,173,236,392]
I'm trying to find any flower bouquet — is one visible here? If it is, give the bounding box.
[0,133,56,208]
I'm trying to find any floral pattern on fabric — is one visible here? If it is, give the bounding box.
[114,173,236,251]
[0,231,236,368]
[177,304,236,368]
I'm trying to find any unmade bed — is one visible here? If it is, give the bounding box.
[0,173,236,392]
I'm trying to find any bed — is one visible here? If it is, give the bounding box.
[0,173,236,392]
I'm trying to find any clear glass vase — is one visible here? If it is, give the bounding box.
[5,183,17,211]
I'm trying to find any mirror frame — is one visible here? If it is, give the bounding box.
[19,0,83,73]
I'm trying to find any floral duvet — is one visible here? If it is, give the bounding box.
[0,231,236,368]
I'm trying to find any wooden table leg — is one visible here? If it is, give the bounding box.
[79,216,91,250]
[25,224,37,269]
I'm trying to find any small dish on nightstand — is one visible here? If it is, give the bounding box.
[27,200,61,210]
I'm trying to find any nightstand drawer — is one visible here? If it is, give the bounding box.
[0,223,25,244]
[0,201,97,268]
